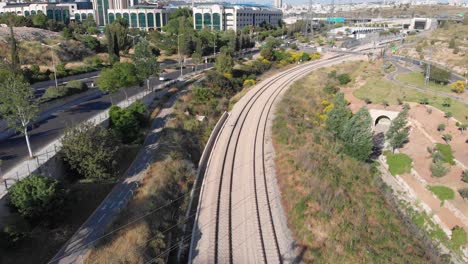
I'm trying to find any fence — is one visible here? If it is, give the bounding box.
[0,69,209,199]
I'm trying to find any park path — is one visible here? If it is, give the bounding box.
[342,72,468,249]
[386,61,468,105]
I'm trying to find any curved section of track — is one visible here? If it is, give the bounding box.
[190,54,361,264]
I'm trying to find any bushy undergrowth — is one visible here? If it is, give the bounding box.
[40,80,88,102]
[272,68,428,263]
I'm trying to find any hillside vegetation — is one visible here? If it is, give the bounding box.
[272,63,429,263]
[397,21,468,75]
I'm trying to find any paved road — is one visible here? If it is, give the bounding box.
[386,61,468,105]
[190,55,362,263]
[0,65,212,175]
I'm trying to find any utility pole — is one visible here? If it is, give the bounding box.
[308,0,314,40]
[424,47,432,85]
[178,33,184,77]
[41,43,61,89]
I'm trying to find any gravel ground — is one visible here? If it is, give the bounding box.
[0,26,59,42]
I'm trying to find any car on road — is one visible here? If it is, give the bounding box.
[159,76,168,81]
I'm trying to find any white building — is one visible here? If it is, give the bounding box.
[193,4,282,31]
[274,0,282,9]
[0,2,93,24]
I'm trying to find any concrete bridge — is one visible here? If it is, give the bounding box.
[369,109,400,133]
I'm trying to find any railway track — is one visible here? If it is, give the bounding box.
[190,54,361,264]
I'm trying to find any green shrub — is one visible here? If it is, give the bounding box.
[386,153,412,176]
[8,175,67,221]
[435,143,455,165]
[425,65,450,84]
[337,73,351,85]
[41,81,88,102]
[0,217,30,249]
[109,102,147,143]
[323,84,339,94]
[451,226,467,251]
[458,188,468,199]
[80,35,101,52]
[428,185,455,204]
[192,86,215,104]
[419,97,429,105]
[462,170,468,183]
[61,122,120,181]
[437,123,446,132]
[431,160,449,177]
[65,80,88,92]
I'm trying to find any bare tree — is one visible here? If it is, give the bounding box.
[0,73,38,158]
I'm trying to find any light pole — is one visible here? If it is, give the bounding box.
[41,43,61,89]
[177,33,185,77]
[211,31,217,58]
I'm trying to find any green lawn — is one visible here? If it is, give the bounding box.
[354,76,468,121]
[428,185,455,204]
[395,72,452,94]
[386,153,413,176]
[436,143,455,165]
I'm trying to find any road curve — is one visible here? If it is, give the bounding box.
[189,54,362,263]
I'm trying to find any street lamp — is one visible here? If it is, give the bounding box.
[177,33,185,77]
[41,43,61,89]
[210,31,217,58]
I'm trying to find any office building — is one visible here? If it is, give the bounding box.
[193,4,282,31]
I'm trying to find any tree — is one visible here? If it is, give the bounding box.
[442,98,451,107]
[326,93,351,138]
[31,13,47,28]
[96,62,139,102]
[459,188,468,200]
[104,18,130,64]
[8,175,66,221]
[341,107,374,161]
[109,102,146,143]
[441,134,452,143]
[444,111,452,124]
[462,170,468,183]
[62,27,73,40]
[431,160,448,177]
[427,66,450,84]
[192,52,202,71]
[437,123,446,132]
[9,26,20,72]
[215,47,234,75]
[456,123,468,134]
[386,108,410,152]
[336,73,351,85]
[96,67,119,103]
[61,122,120,181]
[80,35,101,52]
[451,80,465,94]
[0,72,38,158]
[132,40,159,80]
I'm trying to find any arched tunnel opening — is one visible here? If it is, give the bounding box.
[374,115,392,134]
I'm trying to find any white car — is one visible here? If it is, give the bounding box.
[159,76,167,81]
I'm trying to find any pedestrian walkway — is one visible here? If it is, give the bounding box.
[386,61,468,105]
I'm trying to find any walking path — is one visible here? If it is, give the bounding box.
[386,61,468,105]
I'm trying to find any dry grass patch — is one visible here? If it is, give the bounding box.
[273,62,429,263]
